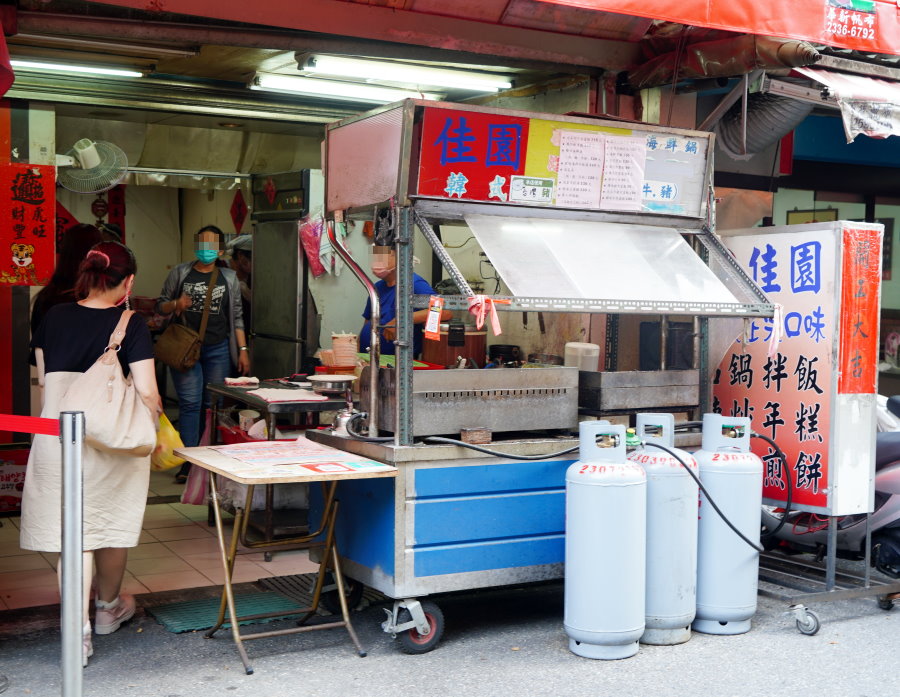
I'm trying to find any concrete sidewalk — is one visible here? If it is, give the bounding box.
[0,566,897,697]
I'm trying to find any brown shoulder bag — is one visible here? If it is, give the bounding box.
[154,265,219,372]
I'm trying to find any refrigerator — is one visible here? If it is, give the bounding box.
[250,170,323,379]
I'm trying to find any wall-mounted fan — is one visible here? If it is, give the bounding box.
[55,138,128,194]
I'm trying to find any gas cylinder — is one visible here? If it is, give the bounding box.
[628,413,699,646]
[565,422,646,660]
[693,414,763,635]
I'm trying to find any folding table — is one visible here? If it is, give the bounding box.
[175,439,397,674]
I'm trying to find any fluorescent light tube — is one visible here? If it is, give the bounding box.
[302,55,512,92]
[10,60,144,78]
[252,73,441,103]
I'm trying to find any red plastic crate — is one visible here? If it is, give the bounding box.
[217,424,302,444]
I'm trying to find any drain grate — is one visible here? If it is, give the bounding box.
[259,573,387,614]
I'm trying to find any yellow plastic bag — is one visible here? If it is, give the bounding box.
[151,413,185,472]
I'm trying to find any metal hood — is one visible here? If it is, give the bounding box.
[56,115,323,189]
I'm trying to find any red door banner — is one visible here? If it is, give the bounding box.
[0,163,55,285]
[107,184,126,242]
[55,200,79,250]
[838,226,882,394]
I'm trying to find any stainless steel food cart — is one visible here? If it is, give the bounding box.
[306,99,774,651]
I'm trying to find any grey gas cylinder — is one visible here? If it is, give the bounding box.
[693,414,763,635]
[629,413,699,646]
[565,422,646,660]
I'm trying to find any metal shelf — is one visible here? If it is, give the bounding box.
[413,294,773,317]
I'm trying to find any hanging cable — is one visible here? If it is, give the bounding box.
[751,431,793,539]
[424,436,581,461]
[642,441,764,553]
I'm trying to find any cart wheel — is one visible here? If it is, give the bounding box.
[320,573,365,615]
[877,596,895,611]
[263,551,273,563]
[397,601,444,654]
[796,609,821,635]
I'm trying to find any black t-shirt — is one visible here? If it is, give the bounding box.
[31,304,154,377]
[181,267,229,345]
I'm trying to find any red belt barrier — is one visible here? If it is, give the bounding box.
[0,413,60,437]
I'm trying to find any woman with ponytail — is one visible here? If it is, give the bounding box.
[30,223,104,345]
[22,241,161,667]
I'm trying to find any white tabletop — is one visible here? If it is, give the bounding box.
[175,436,397,485]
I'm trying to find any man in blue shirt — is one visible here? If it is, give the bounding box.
[359,247,449,357]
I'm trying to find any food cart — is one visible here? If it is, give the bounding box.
[306,99,774,651]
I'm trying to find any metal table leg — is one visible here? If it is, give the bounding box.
[204,479,367,673]
[205,475,255,674]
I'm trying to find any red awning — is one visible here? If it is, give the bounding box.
[82,0,900,61]
[538,0,900,56]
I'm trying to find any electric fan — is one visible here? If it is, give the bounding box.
[56,138,128,194]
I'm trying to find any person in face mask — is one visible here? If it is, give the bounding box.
[359,246,449,357]
[156,225,249,482]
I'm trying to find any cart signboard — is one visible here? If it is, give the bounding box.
[415,105,710,217]
[713,222,882,515]
[324,101,713,222]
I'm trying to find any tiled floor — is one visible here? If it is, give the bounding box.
[0,469,317,611]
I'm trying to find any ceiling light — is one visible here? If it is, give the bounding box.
[12,34,198,58]
[300,55,512,92]
[251,73,441,104]
[11,59,144,78]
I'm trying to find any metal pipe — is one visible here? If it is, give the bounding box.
[697,70,763,132]
[659,315,668,371]
[60,411,84,696]
[327,216,380,437]
[826,516,838,591]
[741,72,749,156]
[412,208,474,297]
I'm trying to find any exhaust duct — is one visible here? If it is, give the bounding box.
[627,35,821,90]
[715,92,814,159]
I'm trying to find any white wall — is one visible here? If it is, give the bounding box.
[56,186,180,299]
[180,186,254,260]
[773,187,898,308]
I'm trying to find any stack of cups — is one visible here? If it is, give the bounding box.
[332,333,358,366]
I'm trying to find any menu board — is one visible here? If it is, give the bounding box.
[415,106,710,217]
[555,130,604,208]
[599,136,645,211]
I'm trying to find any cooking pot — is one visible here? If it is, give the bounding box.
[527,352,564,366]
[488,344,521,364]
[307,374,357,395]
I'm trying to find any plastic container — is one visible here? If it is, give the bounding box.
[565,342,600,371]
[314,365,357,376]
[331,333,359,366]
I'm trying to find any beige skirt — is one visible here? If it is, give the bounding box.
[19,371,150,552]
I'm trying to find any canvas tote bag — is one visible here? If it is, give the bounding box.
[59,309,157,457]
[154,265,219,372]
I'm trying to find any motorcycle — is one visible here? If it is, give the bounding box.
[760,395,900,579]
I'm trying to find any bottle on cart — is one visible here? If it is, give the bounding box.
[693,414,763,635]
[628,413,699,645]
[564,422,646,659]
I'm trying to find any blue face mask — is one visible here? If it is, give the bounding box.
[195,249,219,264]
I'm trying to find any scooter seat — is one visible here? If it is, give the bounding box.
[875,431,900,471]
[887,395,900,419]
